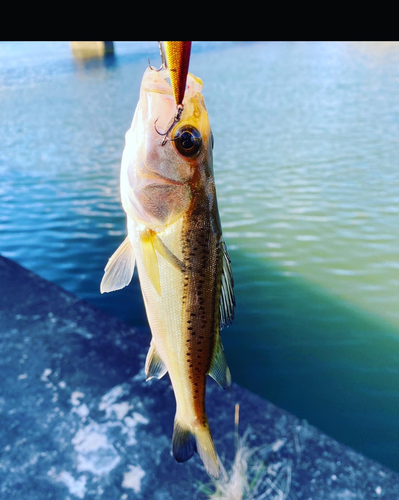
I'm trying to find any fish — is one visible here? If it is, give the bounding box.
[163,41,192,107]
[100,55,235,478]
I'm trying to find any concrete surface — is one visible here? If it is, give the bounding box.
[0,254,398,499]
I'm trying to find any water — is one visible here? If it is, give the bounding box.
[1,41,399,472]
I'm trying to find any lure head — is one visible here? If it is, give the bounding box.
[121,67,214,231]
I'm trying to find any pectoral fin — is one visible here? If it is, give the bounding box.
[145,342,167,381]
[208,340,231,389]
[140,229,161,295]
[152,234,184,271]
[100,236,135,293]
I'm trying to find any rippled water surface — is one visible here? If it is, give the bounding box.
[1,41,399,471]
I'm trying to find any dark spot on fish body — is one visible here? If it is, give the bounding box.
[181,212,222,416]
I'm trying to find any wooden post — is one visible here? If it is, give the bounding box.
[70,41,114,59]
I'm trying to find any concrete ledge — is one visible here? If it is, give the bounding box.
[1,254,398,499]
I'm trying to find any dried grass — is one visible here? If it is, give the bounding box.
[197,405,292,500]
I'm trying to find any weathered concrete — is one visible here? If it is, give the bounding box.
[0,254,398,499]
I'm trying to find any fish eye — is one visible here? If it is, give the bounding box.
[173,125,202,157]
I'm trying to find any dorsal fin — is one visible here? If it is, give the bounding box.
[145,342,167,381]
[100,236,135,293]
[219,240,235,329]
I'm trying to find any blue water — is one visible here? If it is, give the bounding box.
[1,41,399,472]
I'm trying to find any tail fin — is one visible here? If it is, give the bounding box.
[172,416,219,478]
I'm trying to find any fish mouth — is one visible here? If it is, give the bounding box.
[142,67,204,102]
[143,67,174,96]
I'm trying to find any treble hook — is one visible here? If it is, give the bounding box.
[148,42,167,72]
[151,42,186,145]
[154,104,184,146]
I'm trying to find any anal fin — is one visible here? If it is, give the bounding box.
[100,236,135,293]
[145,342,167,381]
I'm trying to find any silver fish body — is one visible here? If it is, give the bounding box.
[101,66,235,478]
